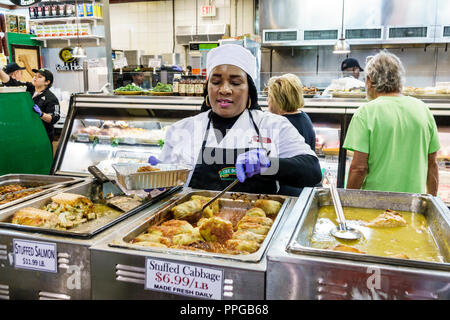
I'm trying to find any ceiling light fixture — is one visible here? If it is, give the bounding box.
[72,0,87,58]
[333,0,351,54]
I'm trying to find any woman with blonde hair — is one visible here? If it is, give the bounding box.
[267,73,315,151]
[267,73,318,195]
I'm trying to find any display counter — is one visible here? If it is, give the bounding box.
[56,94,450,206]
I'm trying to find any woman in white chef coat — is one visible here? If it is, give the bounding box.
[155,44,322,195]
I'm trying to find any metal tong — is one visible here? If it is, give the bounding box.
[180,179,240,224]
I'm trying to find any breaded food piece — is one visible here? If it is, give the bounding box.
[11,207,58,228]
[237,222,271,235]
[232,230,266,244]
[198,217,234,243]
[132,232,171,246]
[245,207,266,217]
[226,239,260,253]
[171,199,202,220]
[172,228,204,245]
[331,244,365,254]
[148,219,194,239]
[237,215,273,229]
[366,209,407,228]
[254,199,282,216]
[50,193,93,209]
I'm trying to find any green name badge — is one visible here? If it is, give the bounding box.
[218,167,236,181]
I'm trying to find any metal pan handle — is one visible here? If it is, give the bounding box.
[88,166,111,183]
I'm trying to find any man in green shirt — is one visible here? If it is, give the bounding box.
[343,51,440,195]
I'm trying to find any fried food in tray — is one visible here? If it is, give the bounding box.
[136,165,161,173]
[0,184,43,205]
[11,192,124,230]
[128,195,283,255]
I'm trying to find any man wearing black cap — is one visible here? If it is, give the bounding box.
[341,57,364,80]
[3,62,26,81]
[0,67,60,142]
[322,57,366,96]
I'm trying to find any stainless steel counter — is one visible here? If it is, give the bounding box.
[266,188,450,300]
[89,188,298,300]
[0,184,178,300]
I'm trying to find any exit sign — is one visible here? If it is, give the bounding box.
[201,5,216,17]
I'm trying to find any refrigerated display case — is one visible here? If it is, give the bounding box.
[51,95,201,178]
[55,94,450,204]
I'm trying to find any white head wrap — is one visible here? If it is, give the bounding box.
[206,44,257,83]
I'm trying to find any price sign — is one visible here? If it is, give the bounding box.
[13,239,57,273]
[145,258,223,300]
[98,135,111,144]
[123,137,136,145]
[76,133,90,142]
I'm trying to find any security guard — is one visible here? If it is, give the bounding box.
[0,67,60,142]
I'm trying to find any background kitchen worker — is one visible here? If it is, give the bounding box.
[322,57,366,96]
[0,67,60,143]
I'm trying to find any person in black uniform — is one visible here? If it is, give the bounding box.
[0,67,60,142]
[267,73,319,195]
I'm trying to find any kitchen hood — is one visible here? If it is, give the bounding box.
[259,0,449,47]
[176,24,229,45]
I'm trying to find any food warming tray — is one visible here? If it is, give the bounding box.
[112,163,192,190]
[0,179,181,239]
[288,188,450,270]
[109,190,290,263]
[90,189,295,300]
[0,174,83,211]
[266,188,450,300]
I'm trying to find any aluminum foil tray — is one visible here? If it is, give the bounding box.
[112,163,192,190]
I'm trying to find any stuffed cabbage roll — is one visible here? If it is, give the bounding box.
[254,199,282,216]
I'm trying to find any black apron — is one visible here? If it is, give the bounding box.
[189,110,277,194]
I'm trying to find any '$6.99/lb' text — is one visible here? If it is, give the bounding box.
[155,272,209,290]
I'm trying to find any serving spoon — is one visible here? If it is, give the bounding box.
[329,182,362,241]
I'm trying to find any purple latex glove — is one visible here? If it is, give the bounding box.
[33,104,43,117]
[145,156,164,192]
[148,156,160,166]
[235,149,271,183]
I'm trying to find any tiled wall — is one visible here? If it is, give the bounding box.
[109,0,255,59]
